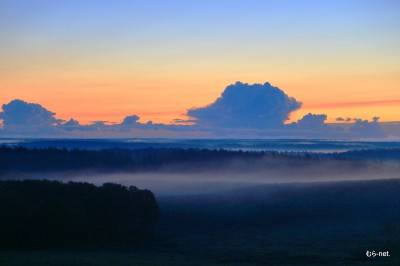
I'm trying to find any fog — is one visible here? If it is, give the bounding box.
[9,160,398,196]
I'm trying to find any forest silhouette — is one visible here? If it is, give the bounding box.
[0,180,158,248]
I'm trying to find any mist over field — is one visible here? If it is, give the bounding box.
[1,142,400,264]
[65,166,400,196]
[5,155,400,195]
[1,139,400,196]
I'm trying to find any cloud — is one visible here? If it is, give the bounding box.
[349,117,387,138]
[0,99,63,127]
[294,113,329,130]
[121,115,140,126]
[281,113,333,138]
[61,118,82,131]
[187,82,302,129]
[115,115,142,132]
[286,113,388,139]
[0,83,396,139]
[63,118,80,126]
[336,117,358,122]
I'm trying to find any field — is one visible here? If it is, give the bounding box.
[1,179,399,265]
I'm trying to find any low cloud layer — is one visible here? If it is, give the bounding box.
[349,118,386,138]
[187,82,302,129]
[0,82,396,139]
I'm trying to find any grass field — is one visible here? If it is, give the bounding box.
[1,179,399,265]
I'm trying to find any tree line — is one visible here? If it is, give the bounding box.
[0,180,158,248]
[0,146,399,175]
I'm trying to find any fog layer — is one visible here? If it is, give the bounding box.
[11,160,398,196]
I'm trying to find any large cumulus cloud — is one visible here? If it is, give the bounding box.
[187,82,302,129]
[0,99,63,127]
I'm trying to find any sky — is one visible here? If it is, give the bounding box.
[1,0,400,128]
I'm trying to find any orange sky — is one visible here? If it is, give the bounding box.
[1,1,400,125]
[1,65,399,125]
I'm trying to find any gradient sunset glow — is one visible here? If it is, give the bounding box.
[1,0,400,125]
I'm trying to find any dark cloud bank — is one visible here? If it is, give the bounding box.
[0,82,394,139]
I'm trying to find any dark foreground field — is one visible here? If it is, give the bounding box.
[1,179,399,265]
